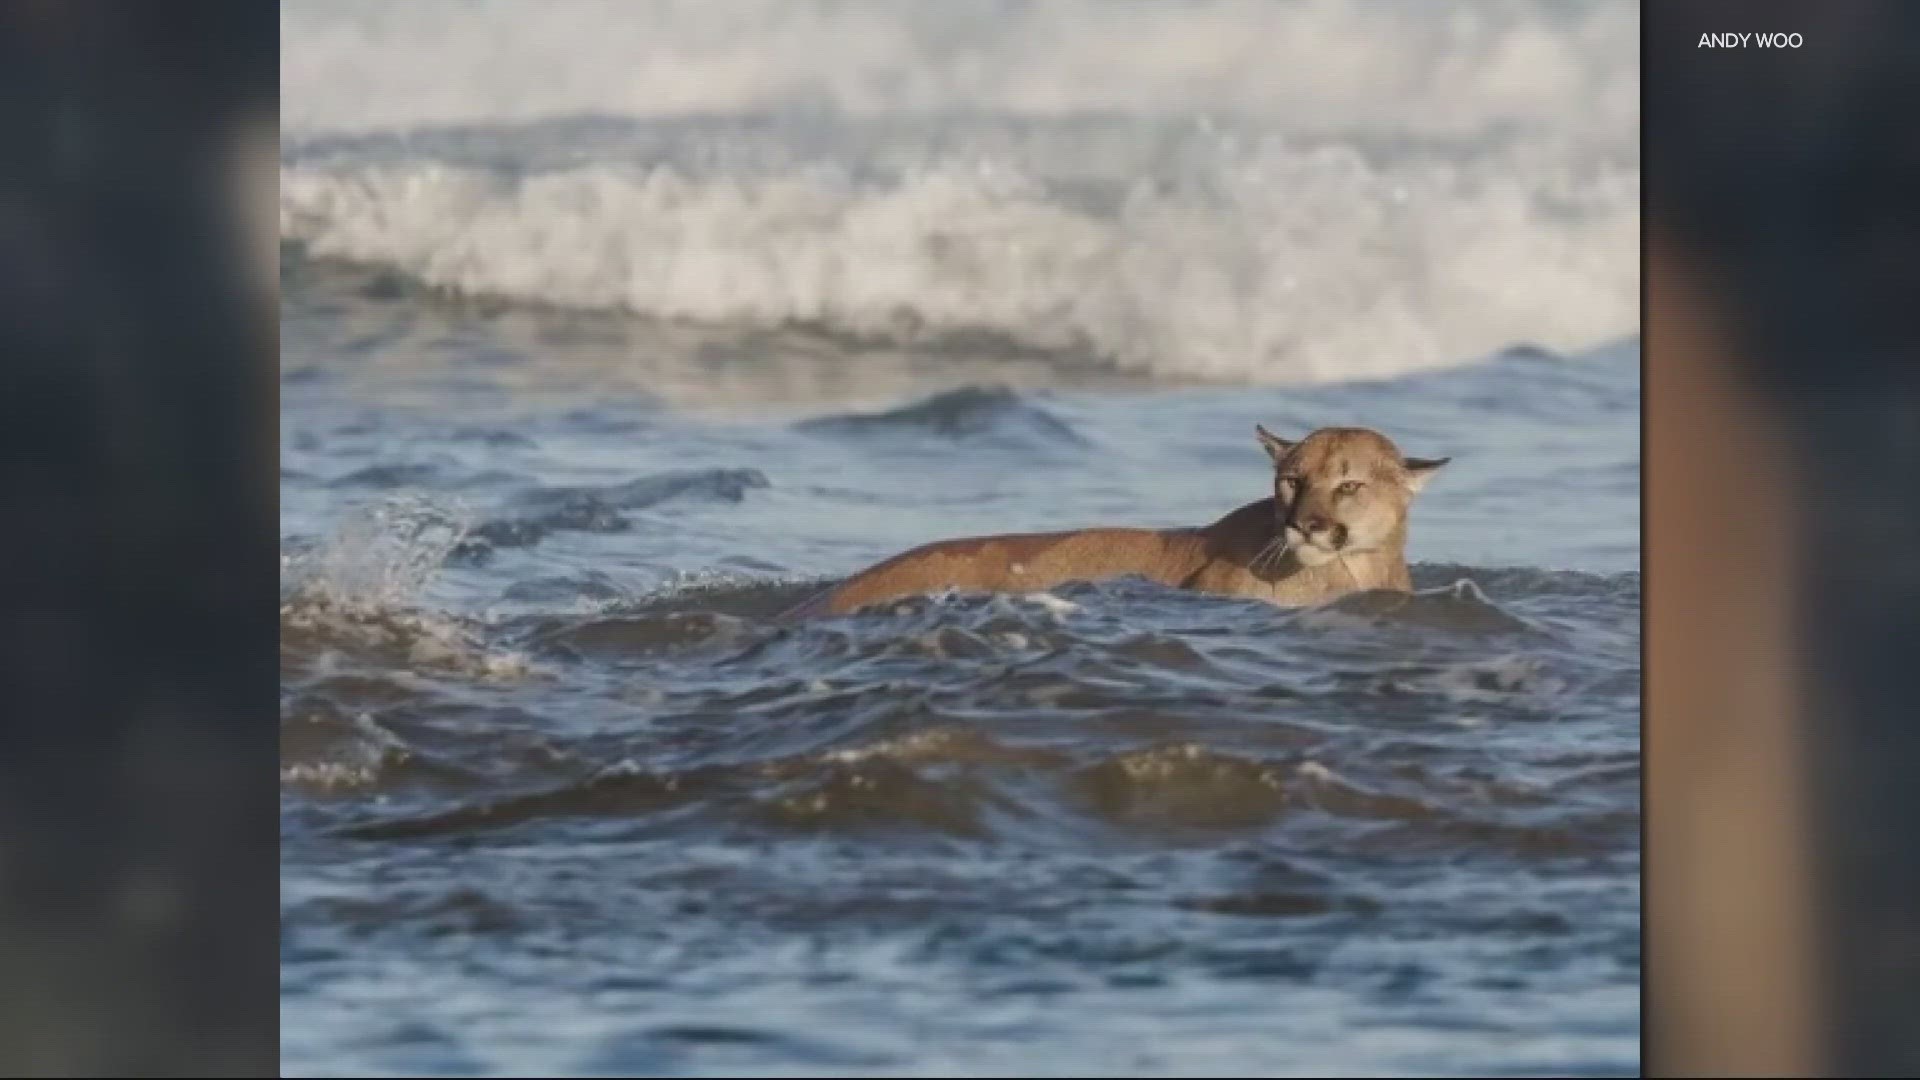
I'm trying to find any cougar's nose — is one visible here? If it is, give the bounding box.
[1298,516,1347,547]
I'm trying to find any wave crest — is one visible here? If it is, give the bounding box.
[282,129,1636,384]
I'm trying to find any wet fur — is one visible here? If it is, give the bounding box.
[781,426,1445,619]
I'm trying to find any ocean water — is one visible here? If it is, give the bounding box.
[281,3,1640,1075]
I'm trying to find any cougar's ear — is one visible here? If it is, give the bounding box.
[1255,424,1295,466]
[1401,455,1451,493]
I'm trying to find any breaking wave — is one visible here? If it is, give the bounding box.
[281,1,1639,386]
[281,135,1636,384]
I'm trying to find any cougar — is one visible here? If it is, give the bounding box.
[781,425,1448,618]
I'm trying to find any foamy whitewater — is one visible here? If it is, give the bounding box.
[282,3,1640,1075]
[281,0,1636,385]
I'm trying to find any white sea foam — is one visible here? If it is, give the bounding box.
[281,1,1638,385]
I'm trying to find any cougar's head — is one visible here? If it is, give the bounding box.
[1256,425,1449,567]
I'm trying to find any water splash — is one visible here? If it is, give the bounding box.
[283,494,472,612]
[280,496,536,682]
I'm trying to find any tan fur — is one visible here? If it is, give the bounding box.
[781,426,1447,619]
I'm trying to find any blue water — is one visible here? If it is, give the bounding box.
[281,4,1638,1073]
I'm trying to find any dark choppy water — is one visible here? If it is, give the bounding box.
[280,262,1638,1075]
[282,4,1637,1074]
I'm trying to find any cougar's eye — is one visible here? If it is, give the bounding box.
[1278,475,1300,497]
[1335,480,1363,497]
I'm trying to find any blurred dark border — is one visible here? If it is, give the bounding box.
[0,1,277,1074]
[1649,1,1920,1076]
[1649,1,1920,394]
